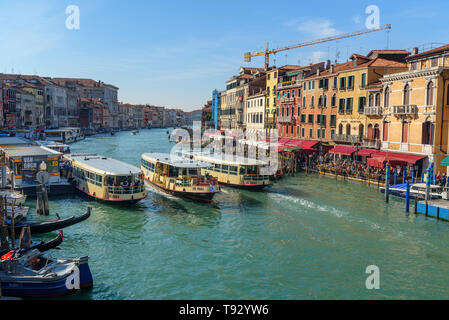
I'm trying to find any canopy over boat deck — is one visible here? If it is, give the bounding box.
[64,153,142,176]
[142,153,213,168]
[184,151,268,166]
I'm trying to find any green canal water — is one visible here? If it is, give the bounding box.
[25,129,449,299]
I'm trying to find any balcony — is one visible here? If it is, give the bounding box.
[332,134,363,143]
[392,105,418,116]
[362,139,381,149]
[364,106,382,116]
[277,116,294,123]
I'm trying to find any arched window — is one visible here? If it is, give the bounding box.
[358,124,364,138]
[422,118,434,145]
[338,123,343,135]
[403,84,411,105]
[367,124,374,140]
[374,124,380,140]
[369,93,374,107]
[346,124,351,136]
[426,81,434,106]
[311,96,315,107]
[382,121,389,142]
[324,95,327,107]
[384,86,390,108]
[401,121,409,143]
[303,97,306,108]
[331,94,337,107]
[375,93,381,107]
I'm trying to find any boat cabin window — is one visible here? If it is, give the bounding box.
[246,165,259,175]
[239,166,246,175]
[222,165,229,173]
[214,164,221,172]
[169,166,179,178]
[229,166,238,175]
[188,168,199,176]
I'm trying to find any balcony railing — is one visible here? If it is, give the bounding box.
[331,134,363,143]
[364,106,382,116]
[362,139,381,149]
[392,105,418,116]
[277,116,294,123]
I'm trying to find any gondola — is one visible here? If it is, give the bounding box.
[0,231,63,257]
[7,208,91,235]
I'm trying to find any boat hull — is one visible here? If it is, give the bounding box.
[145,178,217,203]
[1,258,93,298]
[218,181,268,191]
[74,185,146,205]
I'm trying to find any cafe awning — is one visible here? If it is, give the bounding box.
[329,145,356,156]
[370,151,425,165]
[367,157,408,168]
[357,149,376,157]
[441,156,449,166]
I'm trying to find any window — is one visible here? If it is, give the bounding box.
[431,57,438,67]
[375,93,380,107]
[358,97,366,113]
[411,62,417,71]
[426,82,434,106]
[338,124,343,135]
[323,95,327,108]
[401,122,409,143]
[311,96,315,108]
[361,73,367,88]
[339,99,345,113]
[383,121,389,142]
[301,114,306,123]
[422,121,434,145]
[229,166,238,175]
[348,76,354,90]
[346,98,353,113]
[317,129,321,138]
[331,94,337,107]
[303,97,306,108]
[309,128,313,138]
[322,129,325,139]
[384,86,390,108]
[330,115,337,127]
[340,77,346,89]
[302,127,305,137]
[333,77,337,89]
[308,114,314,123]
[346,124,351,136]
[403,84,411,105]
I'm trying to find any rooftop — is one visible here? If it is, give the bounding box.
[1,146,61,157]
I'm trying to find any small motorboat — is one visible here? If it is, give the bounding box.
[131,130,138,135]
[6,206,29,222]
[0,245,93,298]
[0,190,27,206]
[8,208,91,235]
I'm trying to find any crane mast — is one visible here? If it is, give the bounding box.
[244,24,392,70]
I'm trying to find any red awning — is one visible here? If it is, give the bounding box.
[370,151,426,165]
[329,145,356,156]
[357,149,375,157]
[278,138,291,144]
[284,139,319,149]
[367,157,408,168]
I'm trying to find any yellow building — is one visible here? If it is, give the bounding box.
[334,51,408,149]
[20,84,45,126]
[265,65,300,136]
[380,45,449,174]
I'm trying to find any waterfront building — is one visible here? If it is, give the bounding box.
[52,78,119,129]
[265,65,301,137]
[16,88,36,128]
[1,83,16,128]
[276,63,326,141]
[44,83,68,128]
[333,50,409,151]
[380,45,449,174]
[245,90,266,141]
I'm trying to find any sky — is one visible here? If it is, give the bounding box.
[0,0,448,111]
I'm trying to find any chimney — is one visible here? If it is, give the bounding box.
[330,65,335,74]
[326,60,331,70]
[316,69,320,76]
[412,47,419,55]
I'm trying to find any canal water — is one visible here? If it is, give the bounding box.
[26,129,449,299]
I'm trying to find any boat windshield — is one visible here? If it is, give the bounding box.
[105,174,143,188]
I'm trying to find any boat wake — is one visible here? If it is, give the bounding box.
[269,193,348,218]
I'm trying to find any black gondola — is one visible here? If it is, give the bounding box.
[0,231,63,256]
[8,208,91,235]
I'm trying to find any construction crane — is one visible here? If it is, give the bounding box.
[244,24,392,70]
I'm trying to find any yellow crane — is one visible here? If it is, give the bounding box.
[244,24,392,70]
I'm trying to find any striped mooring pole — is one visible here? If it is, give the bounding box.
[385,162,391,203]
[405,181,410,213]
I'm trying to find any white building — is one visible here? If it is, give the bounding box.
[245,91,266,140]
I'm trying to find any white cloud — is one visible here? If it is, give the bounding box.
[297,19,341,38]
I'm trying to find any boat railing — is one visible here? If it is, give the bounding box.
[242,174,269,184]
[107,185,145,194]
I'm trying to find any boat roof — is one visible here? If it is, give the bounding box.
[64,153,141,175]
[36,141,70,148]
[184,151,268,166]
[142,153,213,168]
[0,137,32,146]
[0,146,61,157]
